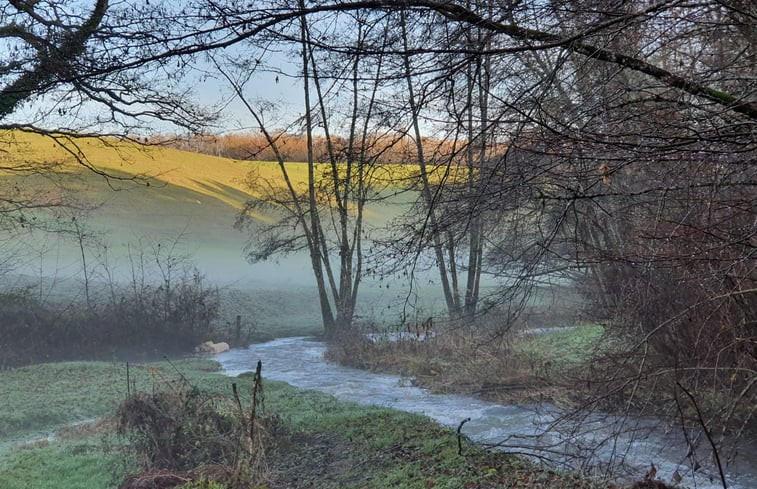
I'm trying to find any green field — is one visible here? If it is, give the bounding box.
[0,359,221,442]
[517,324,605,369]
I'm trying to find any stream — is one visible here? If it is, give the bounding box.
[0,417,97,453]
[216,336,757,489]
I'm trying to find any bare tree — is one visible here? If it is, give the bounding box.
[225,10,397,337]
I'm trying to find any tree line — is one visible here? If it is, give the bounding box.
[151,131,471,165]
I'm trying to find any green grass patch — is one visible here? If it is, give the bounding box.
[516,324,605,368]
[0,359,221,440]
[261,384,601,489]
[0,437,134,489]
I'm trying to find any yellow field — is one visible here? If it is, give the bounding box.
[0,130,465,214]
[2,130,291,210]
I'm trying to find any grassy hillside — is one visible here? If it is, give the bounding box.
[0,130,458,337]
[2,129,430,214]
[0,130,422,286]
[4,130,292,212]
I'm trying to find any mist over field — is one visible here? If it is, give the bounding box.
[0,154,459,343]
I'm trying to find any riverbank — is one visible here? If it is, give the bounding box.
[1,358,608,489]
[326,324,605,407]
[327,322,757,452]
[217,336,757,489]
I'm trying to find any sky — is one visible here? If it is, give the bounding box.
[3,27,305,136]
[194,53,307,134]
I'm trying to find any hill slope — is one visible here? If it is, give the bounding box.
[0,131,415,287]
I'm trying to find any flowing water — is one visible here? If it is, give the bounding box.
[217,337,757,489]
[0,417,97,453]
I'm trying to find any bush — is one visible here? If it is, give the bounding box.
[0,287,67,367]
[116,372,271,489]
[93,269,222,354]
[117,388,240,471]
[0,269,222,367]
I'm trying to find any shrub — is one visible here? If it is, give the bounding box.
[117,388,240,471]
[116,371,271,489]
[0,287,64,367]
[0,269,222,367]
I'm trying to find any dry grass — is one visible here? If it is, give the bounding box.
[115,373,273,489]
[326,324,598,407]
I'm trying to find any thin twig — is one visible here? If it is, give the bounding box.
[126,362,131,399]
[250,360,263,445]
[231,383,244,418]
[163,355,192,388]
[457,417,471,455]
[677,381,728,489]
